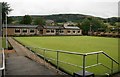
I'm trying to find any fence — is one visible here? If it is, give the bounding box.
[25,46,119,77]
[0,48,5,77]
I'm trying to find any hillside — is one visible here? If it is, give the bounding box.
[10,14,106,23]
[32,14,94,22]
[9,14,120,27]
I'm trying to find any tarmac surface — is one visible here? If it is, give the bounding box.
[5,37,58,75]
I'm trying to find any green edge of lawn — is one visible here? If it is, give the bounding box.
[2,37,12,49]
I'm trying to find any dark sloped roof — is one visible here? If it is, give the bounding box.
[3,25,38,28]
[64,26,80,30]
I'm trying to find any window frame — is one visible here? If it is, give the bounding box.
[67,30,71,33]
[15,29,20,33]
[78,30,80,33]
[22,29,27,33]
[30,29,35,33]
[51,29,54,33]
[46,29,50,33]
[73,31,76,33]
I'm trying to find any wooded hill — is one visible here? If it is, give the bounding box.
[9,14,119,25]
[9,14,105,23]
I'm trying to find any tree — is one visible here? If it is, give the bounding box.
[90,17,106,31]
[55,19,67,23]
[80,18,91,35]
[80,17,106,35]
[2,2,12,24]
[33,17,45,25]
[7,17,14,24]
[107,17,118,26]
[20,15,32,24]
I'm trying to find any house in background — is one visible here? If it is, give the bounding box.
[45,20,55,26]
[3,25,82,36]
[64,21,77,27]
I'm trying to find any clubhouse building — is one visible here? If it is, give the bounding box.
[3,25,82,36]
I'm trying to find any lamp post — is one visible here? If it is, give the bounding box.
[5,12,8,49]
[89,24,92,35]
[90,24,92,32]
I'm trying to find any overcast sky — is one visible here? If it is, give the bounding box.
[0,0,119,18]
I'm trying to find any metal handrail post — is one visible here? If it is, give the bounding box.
[111,60,113,74]
[118,63,120,71]
[83,55,86,77]
[97,53,99,64]
[2,69,5,77]
[44,49,46,66]
[56,50,59,71]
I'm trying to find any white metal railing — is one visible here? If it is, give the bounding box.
[0,48,5,77]
[25,46,119,77]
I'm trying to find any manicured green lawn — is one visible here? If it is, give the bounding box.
[2,37,11,49]
[15,36,119,75]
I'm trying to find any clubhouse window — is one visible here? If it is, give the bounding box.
[30,29,34,33]
[15,29,20,33]
[60,30,64,33]
[67,30,70,33]
[78,31,80,33]
[51,30,54,33]
[22,29,27,33]
[46,30,50,33]
[73,31,75,33]
[56,30,59,32]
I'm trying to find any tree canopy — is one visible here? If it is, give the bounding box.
[80,17,106,35]
[2,2,12,24]
[33,17,45,25]
[20,15,32,24]
[7,17,14,24]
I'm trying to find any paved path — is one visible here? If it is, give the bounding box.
[6,37,58,75]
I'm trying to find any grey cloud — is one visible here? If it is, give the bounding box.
[1,0,119,18]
